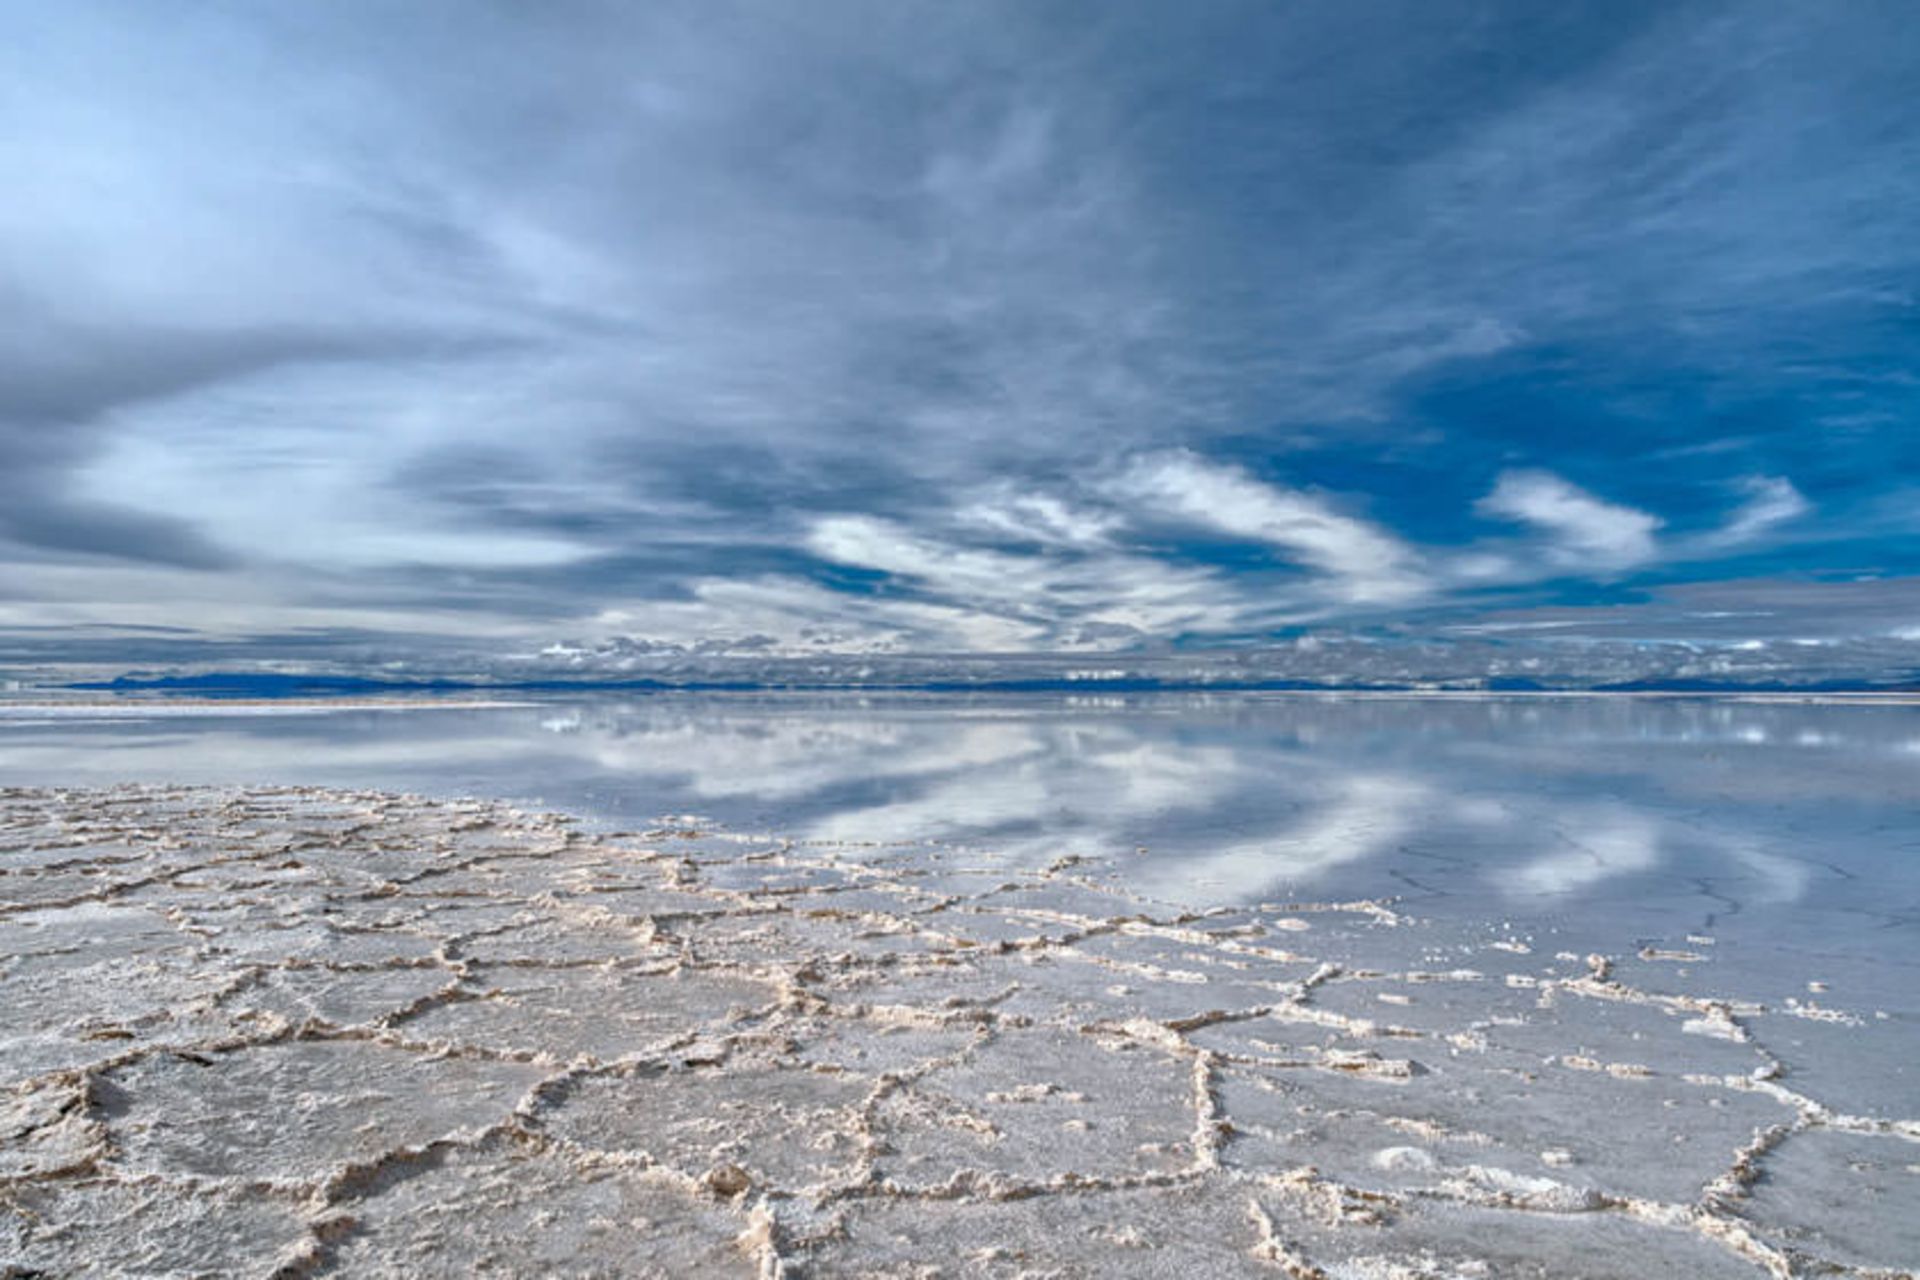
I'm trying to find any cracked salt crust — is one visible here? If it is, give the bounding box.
[1,785,1915,1278]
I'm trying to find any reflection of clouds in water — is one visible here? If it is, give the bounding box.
[557,708,1855,911]
[1130,774,1428,902]
[807,772,1054,845]
[564,708,1709,907]
[1509,812,1662,897]
[583,718,1043,804]
[1498,810,1816,906]
[0,723,541,777]
[1449,795,1519,827]
[4,697,1914,918]
[1720,843,1814,905]
[803,736,1244,851]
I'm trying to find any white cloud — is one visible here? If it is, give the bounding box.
[1697,476,1810,548]
[954,489,1118,547]
[654,460,1823,652]
[0,561,542,640]
[3,4,1886,662]
[72,358,602,571]
[591,574,1047,654]
[1477,470,1662,572]
[806,512,1252,641]
[1112,452,1427,605]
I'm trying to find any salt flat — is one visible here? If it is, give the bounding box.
[3,784,1914,1278]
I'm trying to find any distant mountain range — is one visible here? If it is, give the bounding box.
[49,664,1920,699]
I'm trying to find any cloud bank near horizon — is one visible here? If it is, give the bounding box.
[2,1,1917,662]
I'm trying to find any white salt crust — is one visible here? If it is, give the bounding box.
[1,785,1914,1278]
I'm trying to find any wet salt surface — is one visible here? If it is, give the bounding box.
[2,784,1916,1278]
[3,694,1918,1274]
[3,695,1918,941]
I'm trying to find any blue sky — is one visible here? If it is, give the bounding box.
[2,1,1916,661]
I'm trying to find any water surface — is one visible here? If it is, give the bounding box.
[4,693,1915,966]
[6,693,1919,1275]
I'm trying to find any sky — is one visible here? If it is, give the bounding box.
[3,0,1918,667]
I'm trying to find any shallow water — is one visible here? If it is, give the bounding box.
[2,695,1917,1275]
[2,693,1915,960]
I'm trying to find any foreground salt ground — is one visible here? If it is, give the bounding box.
[1,788,1914,1279]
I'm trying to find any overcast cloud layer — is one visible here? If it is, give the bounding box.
[3,1,1917,664]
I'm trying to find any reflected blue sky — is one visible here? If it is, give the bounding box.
[4,695,1914,959]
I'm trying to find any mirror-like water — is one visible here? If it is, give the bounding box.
[4,694,1915,965]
